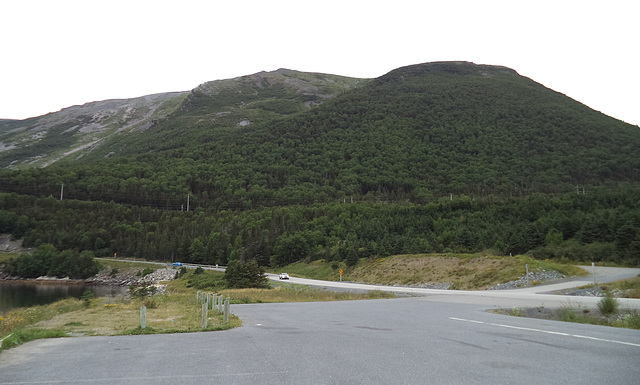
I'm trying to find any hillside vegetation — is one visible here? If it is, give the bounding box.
[0,92,188,169]
[277,253,586,290]
[0,61,639,274]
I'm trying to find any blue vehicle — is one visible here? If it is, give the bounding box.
[172,262,183,266]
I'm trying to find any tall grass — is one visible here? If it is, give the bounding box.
[551,303,640,329]
[605,277,640,298]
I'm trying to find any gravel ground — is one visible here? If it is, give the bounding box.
[490,270,566,290]
[554,286,633,297]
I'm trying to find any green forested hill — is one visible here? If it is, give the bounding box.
[1,61,639,269]
[2,61,637,207]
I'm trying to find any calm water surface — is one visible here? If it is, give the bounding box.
[0,282,127,314]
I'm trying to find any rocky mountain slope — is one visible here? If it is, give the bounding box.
[0,69,364,168]
[0,92,188,168]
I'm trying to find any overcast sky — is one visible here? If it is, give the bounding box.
[1,0,638,126]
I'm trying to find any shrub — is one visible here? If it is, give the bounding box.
[137,267,155,277]
[186,271,224,290]
[225,260,269,289]
[174,266,187,279]
[509,306,522,317]
[129,282,157,299]
[80,290,95,307]
[597,292,619,317]
[143,299,158,309]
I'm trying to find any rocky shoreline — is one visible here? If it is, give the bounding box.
[0,267,177,288]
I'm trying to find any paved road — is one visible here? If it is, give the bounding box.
[1,265,639,384]
[1,298,639,385]
[269,265,640,310]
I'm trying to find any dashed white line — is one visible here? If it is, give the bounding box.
[449,317,640,348]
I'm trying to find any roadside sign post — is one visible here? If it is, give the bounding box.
[339,269,343,282]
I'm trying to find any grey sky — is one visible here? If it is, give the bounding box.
[1,0,638,125]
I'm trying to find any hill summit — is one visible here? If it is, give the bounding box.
[1,61,639,206]
[1,61,639,268]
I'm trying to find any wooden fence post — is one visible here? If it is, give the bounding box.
[202,301,208,329]
[223,297,230,323]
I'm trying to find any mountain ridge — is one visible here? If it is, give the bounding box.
[0,69,365,168]
[1,61,639,267]
[0,61,638,205]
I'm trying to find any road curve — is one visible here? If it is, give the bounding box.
[269,266,640,310]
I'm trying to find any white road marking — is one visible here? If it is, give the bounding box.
[449,317,640,348]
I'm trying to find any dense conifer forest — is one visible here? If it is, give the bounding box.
[1,62,639,271]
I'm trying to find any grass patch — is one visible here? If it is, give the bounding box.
[1,292,241,352]
[277,253,585,290]
[0,252,18,263]
[0,273,238,352]
[221,284,395,304]
[508,306,522,317]
[96,258,165,271]
[604,277,640,298]
[496,303,640,330]
[612,310,640,329]
[572,277,640,299]
[267,259,348,281]
[1,329,68,350]
[555,305,604,325]
[1,298,86,336]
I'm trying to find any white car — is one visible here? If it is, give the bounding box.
[279,273,290,280]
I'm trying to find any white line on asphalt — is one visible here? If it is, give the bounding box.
[449,317,640,348]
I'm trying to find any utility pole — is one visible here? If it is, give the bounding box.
[60,184,64,201]
[187,194,190,212]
